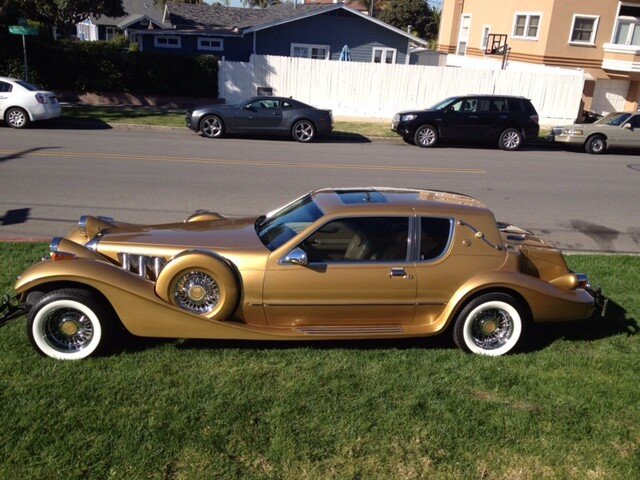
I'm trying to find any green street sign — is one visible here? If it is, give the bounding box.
[9,25,38,35]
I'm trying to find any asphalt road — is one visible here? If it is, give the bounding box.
[1,124,639,253]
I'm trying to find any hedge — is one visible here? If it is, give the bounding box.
[0,33,218,98]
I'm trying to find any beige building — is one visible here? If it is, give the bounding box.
[437,0,640,115]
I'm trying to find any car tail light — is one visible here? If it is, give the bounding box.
[35,93,47,104]
[530,114,539,124]
[51,252,76,261]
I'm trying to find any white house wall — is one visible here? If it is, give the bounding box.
[219,55,586,125]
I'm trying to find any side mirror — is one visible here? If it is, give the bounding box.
[623,123,633,130]
[282,247,308,266]
[243,105,255,111]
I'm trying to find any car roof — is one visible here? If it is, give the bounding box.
[0,76,18,83]
[310,187,489,216]
[458,94,529,100]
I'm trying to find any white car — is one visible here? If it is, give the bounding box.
[0,76,61,128]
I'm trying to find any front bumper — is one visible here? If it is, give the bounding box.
[0,294,29,328]
[391,120,412,137]
[588,286,609,317]
[554,134,585,146]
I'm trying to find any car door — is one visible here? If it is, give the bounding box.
[609,114,640,148]
[262,216,417,326]
[233,99,283,133]
[478,97,509,139]
[0,80,13,118]
[440,97,483,141]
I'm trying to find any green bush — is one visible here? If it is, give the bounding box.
[0,34,218,98]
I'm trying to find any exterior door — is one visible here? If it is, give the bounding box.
[232,99,282,132]
[441,97,483,140]
[609,114,640,148]
[0,80,12,118]
[263,216,417,326]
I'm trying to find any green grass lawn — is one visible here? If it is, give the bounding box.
[62,105,550,140]
[1,243,638,479]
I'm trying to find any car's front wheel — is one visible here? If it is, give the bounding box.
[585,134,606,154]
[200,115,224,138]
[27,288,115,360]
[499,128,523,151]
[5,107,29,129]
[453,293,525,356]
[414,125,438,148]
[292,120,316,142]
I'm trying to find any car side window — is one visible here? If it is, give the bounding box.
[629,115,640,128]
[299,217,409,263]
[420,217,452,261]
[0,81,12,93]
[449,99,477,113]
[507,99,524,112]
[248,99,279,110]
[281,101,294,110]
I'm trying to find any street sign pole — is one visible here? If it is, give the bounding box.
[22,34,28,82]
[8,25,38,82]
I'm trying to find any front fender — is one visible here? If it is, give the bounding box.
[433,271,595,331]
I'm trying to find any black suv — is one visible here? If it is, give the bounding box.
[391,95,540,151]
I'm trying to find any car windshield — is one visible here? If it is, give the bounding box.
[428,97,456,111]
[256,194,324,250]
[595,112,633,126]
[14,80,41,91]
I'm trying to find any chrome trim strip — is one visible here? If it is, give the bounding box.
[78,215,88,236]
[416,217,455,263]
[297,326,404,335]
[264,302,416,307]
[84,235,101,252]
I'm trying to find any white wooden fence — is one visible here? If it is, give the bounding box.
[219,55,586,125]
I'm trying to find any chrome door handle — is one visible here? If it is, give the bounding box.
[389,267,412,279]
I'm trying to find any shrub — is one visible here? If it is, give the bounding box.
[0,34,218,98]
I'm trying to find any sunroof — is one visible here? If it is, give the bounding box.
[336,190,388,204]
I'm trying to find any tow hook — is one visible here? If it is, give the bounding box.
[0,294,29,328]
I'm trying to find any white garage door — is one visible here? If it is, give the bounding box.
[592,79,630,115]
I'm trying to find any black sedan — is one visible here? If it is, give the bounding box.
[186,96,333,142]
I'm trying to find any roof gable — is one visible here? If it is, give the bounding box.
[90,0,166,27]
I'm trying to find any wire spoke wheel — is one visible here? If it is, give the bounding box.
[469,308,514,350]
[173,271,220,314]
[42,307,94,353]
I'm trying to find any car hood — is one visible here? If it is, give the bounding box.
[96,217,267,255]
[193,104,234,112]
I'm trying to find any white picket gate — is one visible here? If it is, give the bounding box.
[218,55,586,125]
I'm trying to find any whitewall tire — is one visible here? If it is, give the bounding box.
[27,289,113,360]
[453,294,525,356]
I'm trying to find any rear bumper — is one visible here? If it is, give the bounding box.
[30,103,61,121]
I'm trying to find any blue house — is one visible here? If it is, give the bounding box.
[130,3,427,64]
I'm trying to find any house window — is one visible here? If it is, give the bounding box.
[154,35,181,49]
[198,37,223,51]
[457,14,471,54]
[570,15,599,45]
[291,43,330,60]
[480,25,491,50]
[105,26,120,41]
[512,13,541,39]
[372,48,396,64]
[612,6,640,46]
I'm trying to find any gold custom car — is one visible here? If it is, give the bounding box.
[554,112,640,154]
[1,188,606,360]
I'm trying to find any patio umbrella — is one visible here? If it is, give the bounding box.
[338,44,351,61]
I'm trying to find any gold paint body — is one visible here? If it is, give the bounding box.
[14,189,596,341]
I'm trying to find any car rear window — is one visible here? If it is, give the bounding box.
[420,217,453,261]
[14,80,41,91]
[507,99,525,112]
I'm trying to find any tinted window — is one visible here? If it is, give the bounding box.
[0,81,12,93]
[301,217,409,262]
[507,99,524,112]
[249,99,279,110]
[420,217,452,261]
[281,101,295,109]
[449,98,477,113]
[14,80,40,91]
[629,115,640,128]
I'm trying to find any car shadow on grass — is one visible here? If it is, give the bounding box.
[115,299,637,357]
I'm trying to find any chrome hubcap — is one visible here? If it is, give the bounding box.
[8,110,25,127]
[174,271,220,314]
[418,128,436,146]
[503,131,521,149]
[591,138,604,152]
[202,117,222,137]
[470,308,514,350]
[294,123,313,141]
[43,308,94,353]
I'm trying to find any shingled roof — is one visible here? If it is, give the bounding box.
[166,3,337,32]
[90,0,166,27]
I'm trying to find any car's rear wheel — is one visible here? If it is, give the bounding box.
[585,134,606,154]
[27,288,115,360]
[292,120,316,142]
[200,115,224,138]
[5,107,29,129]
[453,293,525,356]
[414,125,438,148]
[499,128,523,151]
